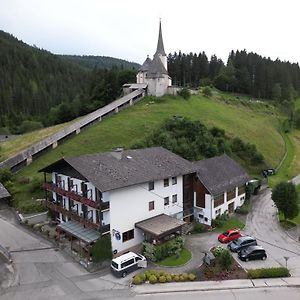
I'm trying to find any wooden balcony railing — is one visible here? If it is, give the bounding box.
[43,183,99,209]
[46,200,100,230]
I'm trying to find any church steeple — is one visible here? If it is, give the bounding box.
[155,20,166,56]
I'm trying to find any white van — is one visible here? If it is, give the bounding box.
[110,252,147,277]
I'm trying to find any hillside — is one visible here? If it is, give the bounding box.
[0,30,89,122]
[60,55,140,70]
[15,92,285,175]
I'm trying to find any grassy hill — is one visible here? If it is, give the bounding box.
[4,91,293,213]
[16,92,284,177]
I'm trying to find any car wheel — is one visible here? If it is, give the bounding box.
[122,271,127,278]
[262,255,267,260]
[245,257,249,262]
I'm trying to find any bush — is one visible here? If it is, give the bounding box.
[132,275,143,285]
[159,276,166,283]
[173,275,180,282]
[192,222,206,233]
[202,86,212,97]
[188,273,196,281]
[139,273,146,281]
[166,274,172,282]
[90,235,112,262]
[178,87,191,100]
[218,249,233,271]
[149,275,157,284]
[0,168,14,183]
[247,267,290,279]
[30,178,43,193]
[19,120,43,134]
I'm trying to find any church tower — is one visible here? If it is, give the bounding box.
[134,20,172,97]
[154,20,167,71]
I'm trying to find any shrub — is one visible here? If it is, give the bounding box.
[173,275,180,282]
[0,168,14,183]
[90,235,112,262]
[178,87,191,100]
[192,222,206,233]
[159,276,166,283]
[218,249,233,271]
[188,273,196,281]
[179,275,185,282]
[30,177,43,193]
[149,275,157,284]
[166,274,172,282]
[132,275,143,285]
[247,267,290,279]
[139,273,146,281]
[182,273,189,281]
[202,86,212,97]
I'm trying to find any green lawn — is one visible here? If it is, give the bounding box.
[215,217,245,233]
[6,92,287,212]
[156,248,192,267]
[18,94,284,179]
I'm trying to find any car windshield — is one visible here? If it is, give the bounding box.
[223,231,229,236]
[232,239,241,245]
[242,248,251,255]
[111,261,118,269]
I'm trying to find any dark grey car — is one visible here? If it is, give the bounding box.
[238,245,267,261]
[228,236,257,252]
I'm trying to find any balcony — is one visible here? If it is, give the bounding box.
[100,201,110,211]
[46,200,100,230]
[102,224,110,234]
[43,183,99,209]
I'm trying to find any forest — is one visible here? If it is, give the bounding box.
[1,28,300,135]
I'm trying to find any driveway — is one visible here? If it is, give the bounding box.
[241,188,300,275]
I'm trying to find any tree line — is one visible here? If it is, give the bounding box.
[168,50,300,103]
[0,30,136,134]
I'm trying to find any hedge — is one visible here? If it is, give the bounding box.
[247,267,290,279]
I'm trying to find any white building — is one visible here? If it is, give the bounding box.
[40,147,192,256]
[40,149,249,258]
[124,21,173,97]
[192,154,250,226]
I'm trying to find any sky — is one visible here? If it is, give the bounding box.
[0,0,300,65]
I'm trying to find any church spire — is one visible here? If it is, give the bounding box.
[155,19,166,56]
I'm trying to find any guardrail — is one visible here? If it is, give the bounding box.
[0,89,145,173]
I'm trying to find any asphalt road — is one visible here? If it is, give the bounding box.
[241,188,300,275]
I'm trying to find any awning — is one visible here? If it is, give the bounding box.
[135,214,186,239]
[57,220,100,244]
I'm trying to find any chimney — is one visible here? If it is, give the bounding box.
[111,148,124,160]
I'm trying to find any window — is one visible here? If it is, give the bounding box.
[164,178,169,187]
[227,189,236,201]
[122,229,134,242]
[172,194,177,203]
[149,201,155,211]
[148,181,154,191]
[238,185,246,195]
[164,197,169,206]
[121,258,135,268]
[172,176,177,185]
[214,193,224,207]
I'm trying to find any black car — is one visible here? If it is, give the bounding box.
[227,236,257,252]
[238,245,267,261]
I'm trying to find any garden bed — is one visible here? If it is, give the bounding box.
[156,248,192,267]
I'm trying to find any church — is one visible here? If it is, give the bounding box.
[123,21,176,97]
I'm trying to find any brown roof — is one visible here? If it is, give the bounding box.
[40,147,194,192]
[193,154,250,195]
[135,214,186,238]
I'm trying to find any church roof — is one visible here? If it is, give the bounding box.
[155,20,166,56]
[139,56,152,72]
[147,55,168,78]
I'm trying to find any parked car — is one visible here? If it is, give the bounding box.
[262,168,275,177]
[228,236,257,252]
[110,252,147,277]
[218,229,241,243]
[238,245,267,261]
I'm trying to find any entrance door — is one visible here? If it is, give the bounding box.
[228,202,234,213]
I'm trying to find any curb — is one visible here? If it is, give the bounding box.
[132,277,300,294]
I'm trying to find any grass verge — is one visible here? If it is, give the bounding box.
[156,248,192,267]
[214,217,245,233]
